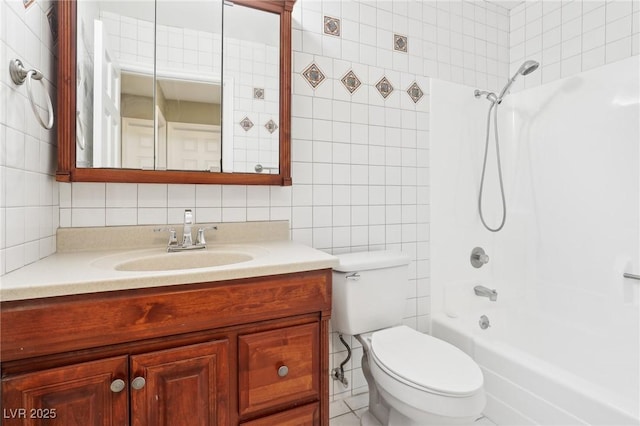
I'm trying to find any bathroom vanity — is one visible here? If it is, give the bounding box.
[0,222,335,426]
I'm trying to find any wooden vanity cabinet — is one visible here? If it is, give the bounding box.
[1,270,331,426]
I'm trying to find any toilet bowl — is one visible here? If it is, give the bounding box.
[359,326,485,425]
[331,250,485,425]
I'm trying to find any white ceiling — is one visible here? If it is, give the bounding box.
[486,1,525,10]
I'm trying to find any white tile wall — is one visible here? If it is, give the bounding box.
[291,0,506,399]
[295,0,510,93]
[0,0,58,276]
[59,182,292,229]
[509,0,640,91]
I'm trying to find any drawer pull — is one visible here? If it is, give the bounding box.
[131,376,146,390]
[110,379,126,393]
[277,365,289,378]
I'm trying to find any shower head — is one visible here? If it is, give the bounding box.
[517,60,540,76]
[497,59,540,102]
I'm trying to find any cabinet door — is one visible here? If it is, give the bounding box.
[240,403,319,426]
[2,356,128,426]
[238,323,319,417]
[130,340,229,426]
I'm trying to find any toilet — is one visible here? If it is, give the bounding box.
[332,250,486,426]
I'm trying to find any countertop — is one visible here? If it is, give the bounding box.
[0,222,338,302]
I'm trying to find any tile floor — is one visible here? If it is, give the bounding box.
[329,392,496,426]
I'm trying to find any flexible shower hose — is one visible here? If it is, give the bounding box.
[478,101,507,232]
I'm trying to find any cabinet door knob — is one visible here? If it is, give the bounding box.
[131,376,146,390]
[110,379,126,393]
[277,365,289,377]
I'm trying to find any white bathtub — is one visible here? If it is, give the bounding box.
[432,301,640,426]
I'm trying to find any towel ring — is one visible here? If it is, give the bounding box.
[9,59,54,130]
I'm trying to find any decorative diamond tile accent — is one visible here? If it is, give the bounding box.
[302,63,326,89]
[394,34,408,52]
[375,77,394,99]
[341,70,361,94]
[253,88,264,99]
[265,119,278,134]
[324,16,340,37]
[406,82,424,103]
[240,117,254,131]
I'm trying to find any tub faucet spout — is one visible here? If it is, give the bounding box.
[474,285,498,301]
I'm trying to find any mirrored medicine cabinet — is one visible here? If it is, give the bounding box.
[56,0,294,185]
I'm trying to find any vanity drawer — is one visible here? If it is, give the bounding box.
[240,403,319,426]
[238,323,319,417]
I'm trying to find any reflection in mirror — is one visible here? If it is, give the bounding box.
[223,3,280,174]
[75,1,222,171]
[156,1,222,172]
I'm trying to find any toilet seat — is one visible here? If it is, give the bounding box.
[369,326,483,397]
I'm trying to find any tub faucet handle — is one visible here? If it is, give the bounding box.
[471,247,490,268]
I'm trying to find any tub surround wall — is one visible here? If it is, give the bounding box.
[0,0,58,276]
[431,54,639,425]
[430,77,506,316]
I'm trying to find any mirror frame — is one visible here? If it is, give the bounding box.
[56,0,294,185]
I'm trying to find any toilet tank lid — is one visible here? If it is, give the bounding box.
[333,250,411,272]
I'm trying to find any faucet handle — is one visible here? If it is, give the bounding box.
[196,226,218,245]
[470,247,489,268]
[154,227,178,246]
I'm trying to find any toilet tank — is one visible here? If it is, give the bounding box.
[332,250,411,336]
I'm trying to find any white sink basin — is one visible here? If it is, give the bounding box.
[92,246,266,272]
[115,251,253,271]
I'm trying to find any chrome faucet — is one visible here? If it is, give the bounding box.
[182,209,194,246]
[474,285,498,301]
[154,209,217,252]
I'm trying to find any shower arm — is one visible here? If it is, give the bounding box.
[474,89,498,103]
